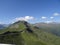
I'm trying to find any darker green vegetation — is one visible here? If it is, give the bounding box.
[0,21,60,45]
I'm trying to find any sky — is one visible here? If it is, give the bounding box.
[0,0,60,24]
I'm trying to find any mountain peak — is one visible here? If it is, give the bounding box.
[8,20,34,33]
[13,20,28,24]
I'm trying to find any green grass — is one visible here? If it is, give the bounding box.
[0,21,60,45]
[21,31,47,45]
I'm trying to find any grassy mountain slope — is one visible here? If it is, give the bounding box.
[0,21,60,45]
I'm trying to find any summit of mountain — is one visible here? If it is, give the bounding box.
[0,21,60,45]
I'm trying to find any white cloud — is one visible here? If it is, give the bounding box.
[0,22,3,24]
[12,16,34,23]
[25,16,34,21]
[41,16,47,19]
[45,21,53,24]
[53,13,60,16]
[50,17,54,19]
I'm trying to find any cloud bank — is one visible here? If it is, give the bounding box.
[0,22,4,24]
[12,16,34,23]
[50,17,54,19]
[44,21,53,23]
[53,13,60,16]
[11,12,60,24]
[15,16,34,21]
[41,16,47,19]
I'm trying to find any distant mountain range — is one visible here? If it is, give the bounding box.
[0,21,60,45]
[0,24,6,29]
[34,22,60,36]
[0,24,9,29]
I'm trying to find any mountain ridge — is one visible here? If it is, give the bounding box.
[0,21,60,45]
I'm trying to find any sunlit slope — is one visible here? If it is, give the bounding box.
[0,21,60,45]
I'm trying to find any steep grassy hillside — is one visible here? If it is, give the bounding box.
[0,21,60,45]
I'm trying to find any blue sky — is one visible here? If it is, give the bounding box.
[0,0,60,24]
